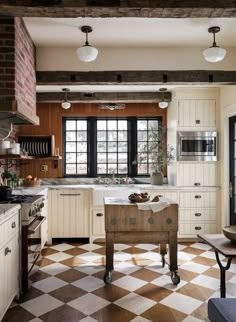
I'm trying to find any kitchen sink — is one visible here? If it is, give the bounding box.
[93,185,140,206]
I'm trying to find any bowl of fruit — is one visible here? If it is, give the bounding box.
[128,192,150,203]
[23,175,42,187]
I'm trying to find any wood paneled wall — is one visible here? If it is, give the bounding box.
[18,102,167,178]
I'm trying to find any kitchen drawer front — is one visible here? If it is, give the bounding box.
[179,222,216,235]
[0,213,19,247]
[179,191,216,208]
[144,190,178,203]
[92,208,105,236]
[179,208,216,222]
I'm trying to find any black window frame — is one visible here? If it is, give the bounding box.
[62,116,162,177]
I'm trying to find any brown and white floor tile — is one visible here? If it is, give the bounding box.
[3,241,236,322]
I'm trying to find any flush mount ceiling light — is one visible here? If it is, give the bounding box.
[61,88,71,109]
[98,103,126,111]
[158,88,169,109]
[203,26,227,63]
[76,25,98,63]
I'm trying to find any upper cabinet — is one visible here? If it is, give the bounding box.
[178,99,216,128]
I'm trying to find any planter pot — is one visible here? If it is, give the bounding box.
[150,172,163,185]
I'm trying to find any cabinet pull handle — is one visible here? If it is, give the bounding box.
[196,120,200,124]
[194,182,201,186]
[195,195,202,199]
[60,194,81,196]
[5,247,11,256]
[195,226,202,230]
[96,213,103,217]
[195,213,202,217]
[11,221,16,228]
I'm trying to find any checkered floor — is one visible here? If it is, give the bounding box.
[3,241,236,322]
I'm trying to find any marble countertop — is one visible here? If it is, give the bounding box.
[0,204,20,224]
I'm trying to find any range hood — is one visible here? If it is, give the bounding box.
[0,100,39,125]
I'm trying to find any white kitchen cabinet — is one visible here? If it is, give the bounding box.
[0,206,20,321]
[90,207,105,242]
[178,190,218,238]
[48,188,90,239]
[177,163,217,187]
[178,99,216,128]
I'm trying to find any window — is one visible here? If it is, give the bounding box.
[63,117,162,177]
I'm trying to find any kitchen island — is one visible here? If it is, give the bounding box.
[103,197,180,285]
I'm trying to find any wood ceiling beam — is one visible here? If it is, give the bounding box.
[1,1,236,18]
[36,70,236,85]
[36,91,172,103]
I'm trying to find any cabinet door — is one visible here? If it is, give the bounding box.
[0,245,7,320]
[178,100,196,127]
[92,208,105,236]
[195,99,216,127]
[49,189,89,238]
[177,163,216,187]
[178,99,216,128]
[0,233,19,321]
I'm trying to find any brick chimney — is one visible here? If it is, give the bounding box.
[0,16,39,125]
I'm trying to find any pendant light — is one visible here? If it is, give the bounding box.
[159,88,168,109]
[76,25,98,62]
[61,88,71,109]
[203,26,226,63]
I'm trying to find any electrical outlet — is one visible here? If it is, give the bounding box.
[41,165,48,172]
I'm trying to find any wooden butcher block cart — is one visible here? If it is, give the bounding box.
[103,197,180,285]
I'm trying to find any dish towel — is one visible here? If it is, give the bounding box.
[137,197,170,213]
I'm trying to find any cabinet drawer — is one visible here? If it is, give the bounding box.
[179,191,216,208]
[179,222,216,235]
[92,208,105,236]
[0,213,18,247]
[179,209,216,221]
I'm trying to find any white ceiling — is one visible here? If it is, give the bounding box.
[24,17,236,48]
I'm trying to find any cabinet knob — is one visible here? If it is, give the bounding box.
[195,213,202,217]
[196,120,200,124]
[194,182,201,186]
[11,221,16,228]
[195,195,202,199]
[4,247,11,256]
[96,213,103,217]
[195,226,202,230]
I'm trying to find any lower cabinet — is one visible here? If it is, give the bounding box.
[178,190,218,237]
[0,207,20,321]
[48,188,90,239]
[90,207,105,242]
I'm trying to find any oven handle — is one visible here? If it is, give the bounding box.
[28,216,46,233]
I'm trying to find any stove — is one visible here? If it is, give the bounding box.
[0,194,45,223]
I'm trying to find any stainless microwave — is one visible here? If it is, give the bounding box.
[177,131,217,161]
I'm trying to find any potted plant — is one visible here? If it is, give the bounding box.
[138,126,175,185]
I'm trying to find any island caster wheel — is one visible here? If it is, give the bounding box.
[104,270,112,284]
[171,271,180,285]
[161,256,165,268]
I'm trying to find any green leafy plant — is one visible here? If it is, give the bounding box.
[138,126,175,173]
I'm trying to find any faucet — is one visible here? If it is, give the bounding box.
[112,171,116,184]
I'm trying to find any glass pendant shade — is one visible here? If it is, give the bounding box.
[203,46,226,62]
[61,101,71,109]
[76,45,98,62]
[159,101,168,109]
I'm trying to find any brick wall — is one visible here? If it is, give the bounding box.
[15,17,36,114]
[0,16,36,113]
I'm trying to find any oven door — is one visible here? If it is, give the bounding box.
[177,131,217,161]
[27,215,46,273]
